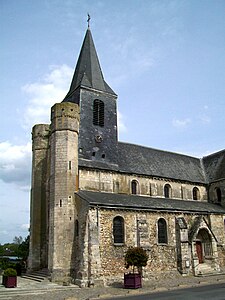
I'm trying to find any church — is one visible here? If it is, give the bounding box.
[28,24,225,287]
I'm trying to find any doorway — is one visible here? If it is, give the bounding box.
[196,241,203,263]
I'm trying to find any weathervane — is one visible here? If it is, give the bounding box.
[87,13,91,28]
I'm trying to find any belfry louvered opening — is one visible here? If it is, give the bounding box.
[93,99,104,127]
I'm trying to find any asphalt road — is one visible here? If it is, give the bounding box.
[101,283,225,300]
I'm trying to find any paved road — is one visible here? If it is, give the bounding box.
[100,283,225,300]
[1,274,225,300]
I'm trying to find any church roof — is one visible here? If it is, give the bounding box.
[77,190,225,214]
[202,149,225,183]
[79,142,206,184]
[117,142,206,183]
[64,28,116,102]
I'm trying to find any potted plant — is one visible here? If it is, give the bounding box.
[2,268,17,288]
[124,247,148,289]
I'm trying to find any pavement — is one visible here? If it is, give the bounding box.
[1,273,225,300]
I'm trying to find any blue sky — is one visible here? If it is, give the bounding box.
[1,0,225,244]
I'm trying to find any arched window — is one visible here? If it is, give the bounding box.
[216,188,222,203]
[131,180,139,195]
[113,216,124,244]
[93,99,104,127]
[193,187,200,200]
[164,184,171,198]
[158,218,168,244]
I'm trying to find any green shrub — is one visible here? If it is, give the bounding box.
[3,268,17,276]
[125,247,148,273]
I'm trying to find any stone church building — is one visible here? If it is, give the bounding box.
[28,25,225,287]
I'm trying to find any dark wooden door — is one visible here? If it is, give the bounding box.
[196,241,203,263]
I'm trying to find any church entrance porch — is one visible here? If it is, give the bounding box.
[192,228,220,276]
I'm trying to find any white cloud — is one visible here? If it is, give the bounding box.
[22,64,128,136]
[22,64,74,129]
[199,114,211,124]
[198,105,211,124]
[172,118,191,128]
[0,141,31,187]
[118,111,127,135]
[21,224,29,231]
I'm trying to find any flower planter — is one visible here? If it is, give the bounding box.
[4,276,17,288]
[124,273,142,289]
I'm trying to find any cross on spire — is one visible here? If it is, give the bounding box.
[87,13,91,28]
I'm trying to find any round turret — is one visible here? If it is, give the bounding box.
[32,124,50,151]
[51,102,80,133]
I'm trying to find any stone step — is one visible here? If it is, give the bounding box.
[21,268,50,282]
[196,264,222,277]
[21,274,45,282]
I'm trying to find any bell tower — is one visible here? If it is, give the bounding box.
[63,27,118,168]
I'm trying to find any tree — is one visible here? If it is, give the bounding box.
[13,236,23,245]
[125,247,149,273]
[17,236,29,260]
[0,244,4,255]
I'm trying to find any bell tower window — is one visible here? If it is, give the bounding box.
[93,99,104,127]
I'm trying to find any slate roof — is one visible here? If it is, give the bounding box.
[79,142,206,184]
[77,190,225,214]
[63,28,116,102]
[118,142,206,183]
[202,149,225,182]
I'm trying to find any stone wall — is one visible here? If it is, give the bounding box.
[79,169,207,201]
[48,102,80,283]
[208,180,225,206]
[73,205,225,285]
[28,124,50,271]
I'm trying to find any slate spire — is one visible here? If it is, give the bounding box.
[64,27,116,102]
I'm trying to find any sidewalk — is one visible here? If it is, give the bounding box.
[1,273,225,300]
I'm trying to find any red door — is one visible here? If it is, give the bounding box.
[196,241,203,263]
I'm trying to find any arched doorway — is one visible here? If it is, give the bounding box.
[196,229,212,264]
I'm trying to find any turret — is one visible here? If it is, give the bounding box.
[48,102,80,283]
[28,124,50,270]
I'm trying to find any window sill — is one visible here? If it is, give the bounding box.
[114,243,124,247]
